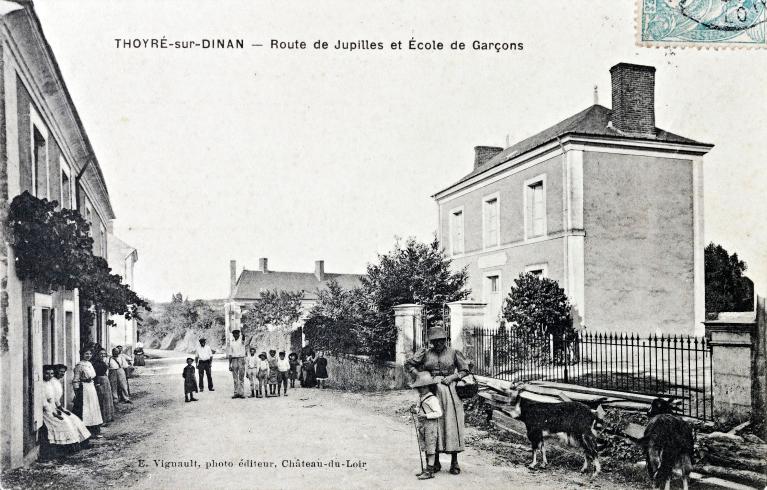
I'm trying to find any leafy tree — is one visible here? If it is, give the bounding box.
[7,191,149,325]
[358,237,470,360]
[240,289,304,341]
[304,280,364,354]
[502,272,574,338]
[705,242,754,314]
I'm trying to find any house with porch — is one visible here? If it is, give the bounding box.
[0,1,117,469]
[434,62,713,337]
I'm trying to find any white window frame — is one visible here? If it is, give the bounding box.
[60,158,73,209]
[524,174,547,241]
[482,192,501,250]
[525,262,549,278]
[449,205,465,256]
[29,105,49,199]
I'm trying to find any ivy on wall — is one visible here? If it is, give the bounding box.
[7,191,149,322]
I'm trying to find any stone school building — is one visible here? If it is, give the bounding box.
[434,63,713,337]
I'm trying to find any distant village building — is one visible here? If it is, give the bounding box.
[225,258,363,342]
[433,63,712,337]
[0,2,119,469]
[108,234,139,353]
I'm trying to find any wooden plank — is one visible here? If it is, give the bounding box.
[520,383,620,404]
[491,393,511,404]
[600,400,651,411]
[530,380,666,404]
[727,420,750,435]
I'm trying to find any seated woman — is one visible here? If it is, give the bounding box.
[41,365,91,457]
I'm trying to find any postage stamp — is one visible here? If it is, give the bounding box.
[639,0,767,48]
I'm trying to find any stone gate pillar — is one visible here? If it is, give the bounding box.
[446,301,486,356]
[393,304,423,364]
[704,312,756,424]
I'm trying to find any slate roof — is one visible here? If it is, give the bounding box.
[438,104,712,193]
[232,270,364,301]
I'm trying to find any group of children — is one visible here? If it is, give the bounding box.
[182,349,304,402]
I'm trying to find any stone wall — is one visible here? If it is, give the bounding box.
[325,353,405,391]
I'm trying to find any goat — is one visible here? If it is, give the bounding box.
[640,398,694,490]
[509,387,602,477]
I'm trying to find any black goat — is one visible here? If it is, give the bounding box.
[509,389,602,477]
[640,398,694,490]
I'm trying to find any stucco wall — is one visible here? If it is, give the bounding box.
[438,154,564,254]
[437,154,568,322]
[582,151,695,336]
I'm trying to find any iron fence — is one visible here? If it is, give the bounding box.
[471,327,714,421]
[414,303,451,351]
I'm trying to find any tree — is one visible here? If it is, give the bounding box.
[358,236,470,360]
[240,289,304,341]
[705,243,754,314]
[502,272,574,338]
[304,280,364,354]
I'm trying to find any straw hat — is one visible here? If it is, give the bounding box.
[409,371,438,388]
[427,327,447,341]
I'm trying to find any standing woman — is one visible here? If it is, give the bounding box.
[91,350,115,424]
[133,342,146,367]
[72,348,104,436]
[404,327,470,475]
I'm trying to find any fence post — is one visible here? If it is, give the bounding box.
[446,301,486,358]
[704,311,757,425]
[393,304,424,387]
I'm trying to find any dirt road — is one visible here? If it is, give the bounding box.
[2,357,645,489]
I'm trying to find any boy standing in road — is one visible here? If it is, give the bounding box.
[183,358,198,403]
[246,347,260,398]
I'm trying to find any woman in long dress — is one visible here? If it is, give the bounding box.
[133,342,146,367]
[91,350,115,423]
[301,356,316,388]
[42,365,90,455]
[404,326,470,475]
[72,348,104,436]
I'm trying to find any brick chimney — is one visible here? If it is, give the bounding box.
[474,146,504,170]
[609,62,656,136]
[314,260,325,281]
[230,260,237,297]
[259,257,268,273]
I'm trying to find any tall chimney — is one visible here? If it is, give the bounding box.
[609,63,656,136]
[474,146,504,170]
[259,257,268,273]
[314,260,325,282]
[229,260,237,297]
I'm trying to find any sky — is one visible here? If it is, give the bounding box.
[32,0,767,302]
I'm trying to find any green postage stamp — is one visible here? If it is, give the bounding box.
[639,0,767,47]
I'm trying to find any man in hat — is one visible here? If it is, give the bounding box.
[195,338,214,391]
[226,327,247,399]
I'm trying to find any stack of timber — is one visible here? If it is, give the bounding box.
[695,431,767,488]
